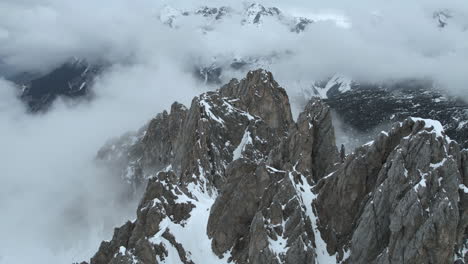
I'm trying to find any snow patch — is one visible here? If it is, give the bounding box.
[221,99,256,121]
[233,129,252,160]
[410,117,445,139]
[312,74,353,99]
[288,172,338,263]
[200,98,225,126]
[266,166,286,173]
[459,184,468,194]
[78,82,86,91]
[430,158,447,169]
[268,220,289,259]
[413,177,427,191]
[326,74,352,93]
[119,246,126,255]
[149,180,230,264]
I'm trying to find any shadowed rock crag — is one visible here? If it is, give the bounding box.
[87,69,467,264]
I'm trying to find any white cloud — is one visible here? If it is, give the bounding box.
[2,0,466,96]
[0,61,202,263]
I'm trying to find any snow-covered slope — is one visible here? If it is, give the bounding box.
[308,74,355,99]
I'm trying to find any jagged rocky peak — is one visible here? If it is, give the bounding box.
[268,98,339,182]
[87,69,336,264]
[96,69,295,190]
[219,69,293,132]
[86,69,467,264]
[242,3,282,24]
[315,117,468,263]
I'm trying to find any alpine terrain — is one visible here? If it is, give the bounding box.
[81,70,468,264]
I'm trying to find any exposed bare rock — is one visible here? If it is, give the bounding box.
[269,99,339,182]
[207,162,319,264]
[219,69,293,134]
[90,221,135,264]
[140,103,188,171]
[315,118,468,263]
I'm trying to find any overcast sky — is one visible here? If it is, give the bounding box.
[0,1,467,263]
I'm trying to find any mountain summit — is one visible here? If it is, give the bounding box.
[85,70,467,264]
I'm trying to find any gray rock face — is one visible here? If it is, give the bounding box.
[207,161,318,264]
[269,99,338,182]
[315,118,468,263]
[219,69,293,133]
[86,69,467,264]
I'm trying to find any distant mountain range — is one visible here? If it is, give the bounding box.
[5,3,466,149]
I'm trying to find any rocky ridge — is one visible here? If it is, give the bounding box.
[85,69,467,264]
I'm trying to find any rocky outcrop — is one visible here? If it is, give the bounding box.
[269,99,338,182]
[315,118,468,263]
[86,70,467,264]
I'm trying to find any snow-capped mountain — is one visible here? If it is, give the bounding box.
[13,2,465,113]
[83,70,468,264]
[305,74,355,99]
[157,3,314,33]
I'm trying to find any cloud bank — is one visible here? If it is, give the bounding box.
[0,0,467,99]
[0,62,202,263]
